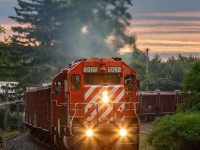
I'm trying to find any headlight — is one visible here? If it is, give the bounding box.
[102,91,109,103]
[86,129,93,137]
[119,129,127,137]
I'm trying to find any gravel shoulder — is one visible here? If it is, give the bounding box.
[4,132,51,150]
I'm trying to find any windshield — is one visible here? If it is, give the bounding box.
[84,74,121,85]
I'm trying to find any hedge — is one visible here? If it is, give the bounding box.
[147,113,200,150]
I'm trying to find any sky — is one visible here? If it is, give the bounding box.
[0,0,200,59]
[129,0,200,58]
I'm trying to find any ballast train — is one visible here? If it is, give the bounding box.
[25,57,139,150]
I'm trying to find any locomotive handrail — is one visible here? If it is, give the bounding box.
[70,101,140,113]
[70,101,139,105]
[69,102,79,135]
[70,102,140,125]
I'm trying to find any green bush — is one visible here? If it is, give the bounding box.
[10,112,25,132]
[0,109,5,130]
[177,93,200,113]
[147,113,200,150]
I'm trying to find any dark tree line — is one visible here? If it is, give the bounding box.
[0,0,134,87]
[128,47,198,91]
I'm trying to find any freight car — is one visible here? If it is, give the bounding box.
[25,57,140,150]
[138,91,183,122]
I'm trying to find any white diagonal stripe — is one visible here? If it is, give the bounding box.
[85,86,97,100]
[99,89,124,121]
[113,89,124,103]
[85,86,108,114]
[90,86,120,120]
[99,104,113,122]
[109,85,120,96]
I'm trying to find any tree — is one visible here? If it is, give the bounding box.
[183,59,200,93]
[9,0,135,86]
[0,39,28,131]
[10,0,134,47]
[129,45,146,81]
[0,25,5,35]
[146,54,197,91]
[178,59,200,113]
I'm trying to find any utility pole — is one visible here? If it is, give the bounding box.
[146,48,150,91]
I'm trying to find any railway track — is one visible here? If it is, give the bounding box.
[1,123,151,150]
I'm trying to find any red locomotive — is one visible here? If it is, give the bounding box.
[25,57,139,150]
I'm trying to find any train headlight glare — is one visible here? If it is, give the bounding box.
[119,129,127,137]
[86,129,93,137]
[102,91,109,103]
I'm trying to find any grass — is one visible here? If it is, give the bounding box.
[0,130,21,139]
[140,134,154,150]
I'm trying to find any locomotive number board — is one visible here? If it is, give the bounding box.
[108,66,122,73]
[83,66,122,73]
[83,66,98,73]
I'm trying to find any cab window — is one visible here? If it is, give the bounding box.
[54,81,63,95]
[124,74,134,91]
[84,74,120,85]
[72,74,81,90]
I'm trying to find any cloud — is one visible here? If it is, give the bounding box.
[138,40,200,46]
[134,11,200,18]
[129,10,200,55]
[0,17,14,24]
[130,20,200,26]
[136,39,200,53]
[131,0,200,14]
[128,26,200,37]
[135,33,200,53]
[0,17,23,41]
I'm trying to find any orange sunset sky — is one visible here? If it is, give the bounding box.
[0,0,200,59]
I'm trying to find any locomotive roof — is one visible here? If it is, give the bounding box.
[71,57,122,64]
[66,57,123,70]
[53,57,135,81]
[82,57,122,62]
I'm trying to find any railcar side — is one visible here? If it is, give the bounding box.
[25,86,51,141]
[138,91,184,122]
